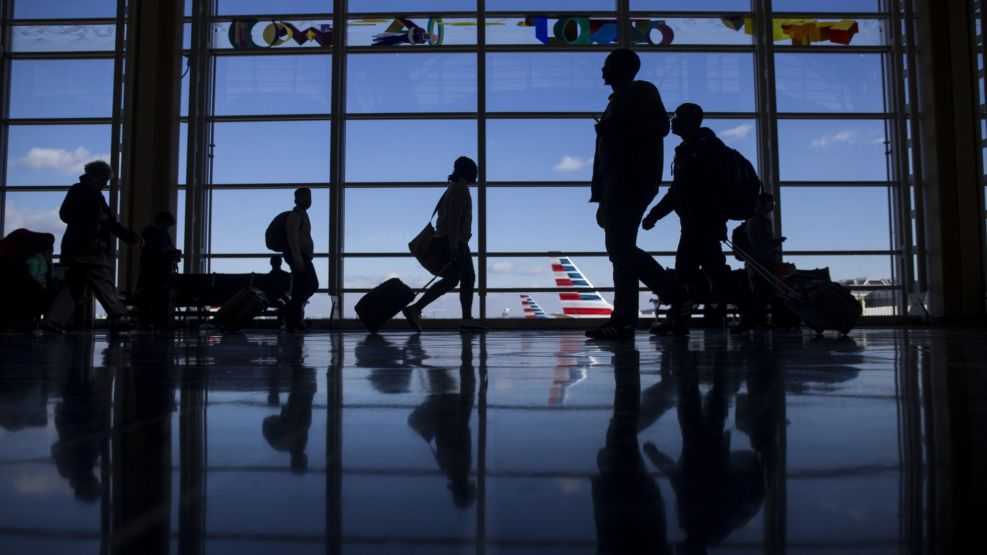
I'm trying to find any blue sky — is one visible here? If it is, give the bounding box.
[5,2,896,317]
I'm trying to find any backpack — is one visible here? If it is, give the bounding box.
[264,211,291,252]
[720,148,762,221]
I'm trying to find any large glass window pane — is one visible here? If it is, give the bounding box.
[212,121,331,184]
[780,187,891,251]
[209,189,329,253]
[638,53,756,113]
[348,1,474,11]
[218,0,332,15]
[5,125,111,186]
[486,119,595,182]
[345,188,478,253]
[776,53,885,113]
[486,52,609,113]
[772,0,881,12]
[14,0,117,19]
[343,257,477,318]
[631,0,750,10]
[347,54,476,114]
[209,258,330,296]
[485,255,617,289]
[769,18,885,47]
[9,59,115,119]
[11,25,117,52]
[346,120,477,182]
[783,255,895,286]
[778,120,888,182]
[3,192,69,253]
[214,55,332,115]
[347,17,476,47]
[484,16,624,47]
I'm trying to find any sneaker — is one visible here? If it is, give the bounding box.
[458,319,486,333]
[650,301,693,336]
[585,323,635,340]
[402,306,422,332]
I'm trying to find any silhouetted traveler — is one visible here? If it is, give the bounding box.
[264,254,292,322]
[42,161,140,334]
[587,49,685,341]
[281,187,318,332]
[731,193,780,334]
[407,334,477,508]
[592,345,670,554]
[403,157,485,333]
[136,211,181,329]
[644,103,734,336]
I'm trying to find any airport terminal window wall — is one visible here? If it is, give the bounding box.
[0,0,127,294]
[0,1,910,319]
[182,0,908,320]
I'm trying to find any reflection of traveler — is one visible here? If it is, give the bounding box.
[644,356,765,554]
[592,345,670,554]
[403,157,485,334]
[136,211,181,329]
[282,188,318,333]
[0,229,55,329]
[644,104,735,336]
[407,334,477,507]
[263,335,316,474]
[357,334,414,395]
[42,161,141,334]
[587,49,685,341]
[50,336,109,503]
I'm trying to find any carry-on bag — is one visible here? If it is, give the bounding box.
[213,286,267,331]
[409,191,450,276]
[355,265,449,333]
[725,239,862,335]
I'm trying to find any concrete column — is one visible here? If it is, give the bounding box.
[118,0,184,293]
[914,0,987,322]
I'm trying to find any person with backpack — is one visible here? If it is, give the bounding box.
[266,187,317,332]
[586,48,686,341]
[135,211,181,329]
[643,103,741,335]
[401,156,485,334]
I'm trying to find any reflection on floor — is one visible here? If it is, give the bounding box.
[0,329,984,554]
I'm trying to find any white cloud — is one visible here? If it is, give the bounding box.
[719,123,754,143]
[13,146,110,176]
[489,262,514,273]
[810,130,858,148]
[3,200,65,248]
[553,155,592,173]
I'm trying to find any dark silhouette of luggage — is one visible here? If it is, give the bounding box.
[725,239,861,335]
[356,278,416,333]
[213,287,267,331]
[720,149,762,221]
[355,266,449,333]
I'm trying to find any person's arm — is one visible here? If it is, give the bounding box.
[98,196,139,245]
[285,211,304,269]
[443,186,469,256]
[590,135,604,203]
[643,186,675,229]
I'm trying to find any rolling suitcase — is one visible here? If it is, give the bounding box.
[725,239,862,335]
[355,265,448,333]
[213,287,267,331]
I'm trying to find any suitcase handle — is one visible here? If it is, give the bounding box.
[416,261,454,296]
[723,238,800,300]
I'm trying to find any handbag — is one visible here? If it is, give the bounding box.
[409,191,450,276]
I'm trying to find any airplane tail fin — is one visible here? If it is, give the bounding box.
[551,256,614,318]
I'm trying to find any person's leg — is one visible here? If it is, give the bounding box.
[458,244,475,320]
[412,249,465,312]
[296,259,319,322]
[83,262,129,320]
[604,199,647,326]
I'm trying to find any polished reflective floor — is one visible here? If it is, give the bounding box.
[0,329,984,554]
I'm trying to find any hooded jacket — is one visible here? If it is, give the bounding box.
[650,127,730,236]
